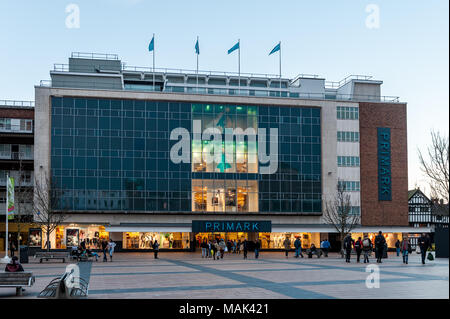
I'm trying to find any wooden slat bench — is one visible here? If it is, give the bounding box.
[0,272,35,296]
[35,251,70,263]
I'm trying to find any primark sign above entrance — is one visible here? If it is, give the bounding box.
[192,220,272,233]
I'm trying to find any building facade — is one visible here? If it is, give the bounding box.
[31,52,418,251]
[408,189,449,228]
[0,100,35,251]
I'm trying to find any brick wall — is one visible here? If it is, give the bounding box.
[0,108,34,119]
[359,102,408,226]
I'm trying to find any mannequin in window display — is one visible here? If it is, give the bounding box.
[212,190,220,206]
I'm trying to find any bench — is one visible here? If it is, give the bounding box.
[35,251,70,263]
[38,270,89,298]
[0,272,35,296]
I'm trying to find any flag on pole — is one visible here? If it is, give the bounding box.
[148,36,155,52]
[269,42,280,55]
[7,176,14,220]
[195,39,200,55]
[228,42,239,54]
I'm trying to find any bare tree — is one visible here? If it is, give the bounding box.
[13,159,34,259]
[323,182,360,256]
[33,172,66,251]
[418,130,449,203]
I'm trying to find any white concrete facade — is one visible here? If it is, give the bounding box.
[34,86,361,227]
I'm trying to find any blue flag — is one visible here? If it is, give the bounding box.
[148,36,154,52]
[228,41,239,54]
[269,42,280,55]
[195,39,200,55]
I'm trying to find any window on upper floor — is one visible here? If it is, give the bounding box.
[337,156,360,167]
[337,106,359,120]
[337,131,359,142]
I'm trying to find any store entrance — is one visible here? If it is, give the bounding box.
[195,232,249,248]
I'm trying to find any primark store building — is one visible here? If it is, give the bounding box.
[32,52,415,251]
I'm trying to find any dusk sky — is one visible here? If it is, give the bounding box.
[1,0,448,194]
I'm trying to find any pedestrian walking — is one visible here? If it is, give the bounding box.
[9,240,17,258]
[214,240,220,261]
[243,239,248,259]
[226,240,232,254]
[152,240,160,259]
[108,239,116,262]
[395,239,401,257]
[219,239,226,259]
[354,237,363,263]
[254,239,261,259]
[321,238,331,257]
[283,237,291,258]
[210,240,217,260]
[362,235,372,263]
[101,239,108,262]
[294,237,304,258]
[343,234,354,263]
[374,231,386,263]
[201,239,208,258]
[237,240,241,255]
[417,233,431,265]
[401,237,411,264]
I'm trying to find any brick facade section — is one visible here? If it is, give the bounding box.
[359,102,408,226]
[0,108,34,119]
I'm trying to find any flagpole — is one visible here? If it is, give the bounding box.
[152,33,155,91]
[279,41,281,96]
[196,36,199,93]
[5,173,9,258]
[238,39,240,95]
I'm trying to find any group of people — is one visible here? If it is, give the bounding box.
[99,239,116,262]
[200,238,262,260]
[342,231,432,265]
[283,237,331,259]
[70,238,116,262]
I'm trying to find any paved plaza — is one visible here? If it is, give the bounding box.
[0,252,448,299]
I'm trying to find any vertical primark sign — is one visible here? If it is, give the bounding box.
[377,127,392,201]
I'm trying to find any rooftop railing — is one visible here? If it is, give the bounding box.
[38,79,400,102]
[325,75,375,89]
[123,64,285,79]
[71,52,119,60]
[0,100,34,108]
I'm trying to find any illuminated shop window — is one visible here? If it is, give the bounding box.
[122,232,190,249]
[192,179,258,212]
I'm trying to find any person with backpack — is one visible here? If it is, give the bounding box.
[152,240,160,259]
[401,237,411,264]
[362,235,372,263]
[294,237,303,258]
[354,237,363,263]
[343,234,354,263]
[374,231,386,263]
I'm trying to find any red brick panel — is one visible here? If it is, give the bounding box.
[359,102,408,226]
[0,108,34,119]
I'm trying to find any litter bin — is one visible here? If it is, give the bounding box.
[19,245,29,264]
